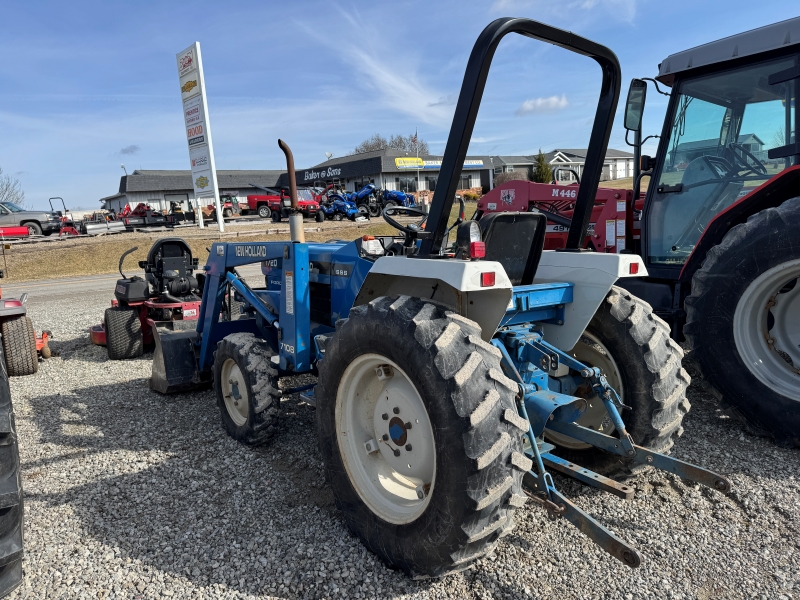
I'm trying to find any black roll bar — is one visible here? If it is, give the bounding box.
[418,17,621,255]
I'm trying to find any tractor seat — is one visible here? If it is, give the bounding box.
[478,211,547,285]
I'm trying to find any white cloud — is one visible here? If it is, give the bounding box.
[516,95,568,116]
[491,0,639,25]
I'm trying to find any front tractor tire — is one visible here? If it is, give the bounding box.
[1,315,38,377]
[104,307,143,360]
[213,333,280,445]
[685,198,800,446]
[546,286,691,477]
[317,296,530,578]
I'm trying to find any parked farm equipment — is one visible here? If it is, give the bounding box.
[350,183,381,217]
[380,188,416,210]
[0,276,51,376]
[115,203,168,229]
[481,16,800,446]
[319,189,361,221]
[89,240,203,360]
[146,18,730,578]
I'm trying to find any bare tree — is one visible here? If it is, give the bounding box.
[352,133,429,156]
[0,167,27,208]
[493,170,529,186]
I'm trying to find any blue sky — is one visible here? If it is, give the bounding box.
[1,1,796,209]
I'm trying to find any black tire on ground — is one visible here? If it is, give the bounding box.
[357,204,370,217]
[315,211,325,223]
[685,198,800,446]
[213,333,280,445]
[0,340,23,597]
[258,205,272,219]
[271,210,281,223]
[549,286,691,477]
[1,316,38,377]
[104,307,143,360]
[23,222,42,236]
[384,200,397,209]
[369,205,380,217]
[317,296,530,578]
[223,208,233,218]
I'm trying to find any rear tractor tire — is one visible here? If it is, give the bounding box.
[213,333,280,445]
[1,316,39,377]
[685,198,800,446]
[317,296,530,578]
[0,341,24,596]
[315,211,325,223]
[546,286,691,477]
[104,307,143,360]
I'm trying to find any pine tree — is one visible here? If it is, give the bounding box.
[530,149,553,183]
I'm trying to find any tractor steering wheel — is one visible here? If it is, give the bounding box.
[727,143,768,176]
[382,205,432,246]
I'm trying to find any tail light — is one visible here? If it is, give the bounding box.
[480,272,495,287]
[629,262,639,275]
[470,241,486,259]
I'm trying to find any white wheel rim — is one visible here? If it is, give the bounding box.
[545,331,623,450]
[221,358,249,426]
[335,353,436,525]
[733,258,800,401]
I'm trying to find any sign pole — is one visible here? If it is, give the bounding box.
[176,42,224,232]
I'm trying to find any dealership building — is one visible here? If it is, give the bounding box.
[99,147,633,211]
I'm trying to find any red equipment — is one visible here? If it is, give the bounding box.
[89,239,203,359]
[245,185,320,219]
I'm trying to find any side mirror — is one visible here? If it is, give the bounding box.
[624,78,647,131]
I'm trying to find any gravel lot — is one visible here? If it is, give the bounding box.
[6,285,799,600]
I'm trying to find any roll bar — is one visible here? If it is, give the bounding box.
[418,17,621,255]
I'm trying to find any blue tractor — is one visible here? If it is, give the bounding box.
[380,188,416,210]
[349,183,381,217]
[319,188,361,221]
[151,18,730,578]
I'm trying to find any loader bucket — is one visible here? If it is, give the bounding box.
[150,321,209,394]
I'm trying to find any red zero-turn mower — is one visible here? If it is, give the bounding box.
[0,271,52,376]
[89,239,204,359]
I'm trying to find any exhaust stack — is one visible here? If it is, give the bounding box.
[278,139,305,243]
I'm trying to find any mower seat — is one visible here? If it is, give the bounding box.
[478,211,547,285]
[141,238,198,293]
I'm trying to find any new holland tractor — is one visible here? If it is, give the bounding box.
[480,17,800,446]
[150,19,730,578]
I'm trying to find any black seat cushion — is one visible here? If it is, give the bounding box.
[477,212,547,285]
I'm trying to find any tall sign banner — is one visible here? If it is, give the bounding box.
[176,42,224,231]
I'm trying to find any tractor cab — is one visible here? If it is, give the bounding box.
[631,38,798,274]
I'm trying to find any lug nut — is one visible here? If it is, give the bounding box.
[382,413,388,420]
[416,490,424,499]
[382,434,389,441]
[393,407,400,414]
[393,449,401,457]
[405,444,412,451]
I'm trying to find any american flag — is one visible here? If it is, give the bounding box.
[412,129,418,148]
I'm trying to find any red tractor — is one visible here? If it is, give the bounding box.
[480,17,800,445]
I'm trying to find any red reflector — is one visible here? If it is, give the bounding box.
[629,262,639,275]
[480,272,496,287]
[470,241,486,259]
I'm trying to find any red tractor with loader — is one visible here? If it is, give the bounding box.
[481,16,800,446]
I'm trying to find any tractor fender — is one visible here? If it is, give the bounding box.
[533,250,646,352]
[0,302,27,318]
[680,165,800,283]
[353,257,512,342]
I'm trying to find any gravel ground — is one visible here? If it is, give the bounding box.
[6,289,799,600]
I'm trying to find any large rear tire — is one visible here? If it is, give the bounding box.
[213,333,280,445]
[546,286,691,477]
[315,211,325,223]
[0,341,23,597]
[685,198,800,446]
[104,307,143,360]
[317,296,530,578]
[1,316,38,377]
